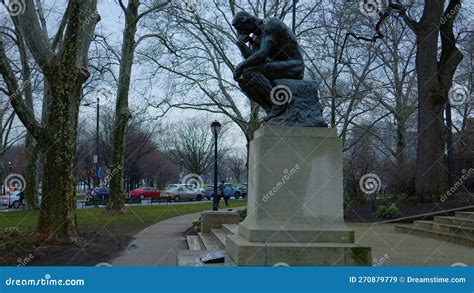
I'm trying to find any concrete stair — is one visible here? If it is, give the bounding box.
[395,212,474,247]
[185,235,204,251]
[178,223,237,266]
[222,224,238,234]
[198,232,224,250]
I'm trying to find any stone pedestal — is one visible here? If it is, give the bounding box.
[226,126,371,266]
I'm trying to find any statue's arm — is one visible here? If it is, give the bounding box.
[236,34,253,59]
[235,35,273,74]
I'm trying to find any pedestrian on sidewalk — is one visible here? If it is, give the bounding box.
[218,180,228,206]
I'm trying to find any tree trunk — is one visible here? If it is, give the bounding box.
[1,0,98,242]
[412,0,463,202]
[24,134,38,209]
[395,118,407,167]
[15,13,38,210]
[0,158,4,194]
[414,23,447,201]
[445,103,455,188]
[415,97,446,202]
[36,67,83,241]
[107,1,138,211]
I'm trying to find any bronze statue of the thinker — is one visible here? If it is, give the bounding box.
[232,11,326,127]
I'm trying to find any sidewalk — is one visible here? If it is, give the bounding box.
[111,211,200,266]
[112,212,474,266]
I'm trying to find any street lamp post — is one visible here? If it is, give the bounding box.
[95,97,100,187]
[211,120,221,211]
[82,97,100,187]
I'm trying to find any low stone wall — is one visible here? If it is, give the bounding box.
[200,211,240,233]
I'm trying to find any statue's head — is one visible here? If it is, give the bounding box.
[232,11,259,35]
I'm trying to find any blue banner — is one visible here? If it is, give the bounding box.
[0,267,472,292]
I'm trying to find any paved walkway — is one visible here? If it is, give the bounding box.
[112,214,474,266]
[351,223,474,266]
[111,211,201,266]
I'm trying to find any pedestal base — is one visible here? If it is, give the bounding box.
[227,234,371,266]
[225,126,371,266]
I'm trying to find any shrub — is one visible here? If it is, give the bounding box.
[395,193,408,201]
[376,204,399,219]
[192,217,201,232]
[4,227,21,236]
[238,209,247,222]
[406,196,419,205]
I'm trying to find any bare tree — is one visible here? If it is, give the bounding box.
[0,99,25,187]
[166,117,216,176]
[141,1,299,144]
[107,0,170,212]
[385,1,464,201]
[224,150,247,184]
[0,0,99,241]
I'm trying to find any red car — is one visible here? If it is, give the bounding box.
[129,187,161,199]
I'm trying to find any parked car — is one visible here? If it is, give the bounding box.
[204,183,245,200]
[0,191,42,209]
[166,184,205,194]
[161,185,204,202]
[0,191,22,208]
[240,184,248,197]
[224,183,244,199]
[86,187,109,200]
[204,186,214,200]
[129,187,160,199]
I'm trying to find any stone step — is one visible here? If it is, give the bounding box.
[211,228,228,246]
[395,225,474,247]
[377,205,474,224]
[434,216,474,228]
[455,212,474,220]
[198,232,224,250]
[414,221,474,237]
[222,224,238,235]
[186,235,203,251]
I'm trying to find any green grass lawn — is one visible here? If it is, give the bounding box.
[0,200,247,235]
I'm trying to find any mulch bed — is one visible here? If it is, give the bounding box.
[0,231,132,266]
[345,193,474,223]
